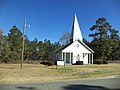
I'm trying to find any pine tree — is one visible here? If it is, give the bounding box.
[0,29,4,62]
[29,38,38,60]
[89,17,113,60]
[109,29,119,60]
[7,26,23,62]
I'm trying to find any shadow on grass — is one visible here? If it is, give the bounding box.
[63,84,120,90]
[17,86,40,90]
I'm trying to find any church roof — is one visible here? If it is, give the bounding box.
[53,42,72,54]
[53,40,94,54]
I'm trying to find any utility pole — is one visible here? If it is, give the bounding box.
[21,18,30,69]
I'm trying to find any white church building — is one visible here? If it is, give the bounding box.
[53,15,94,65]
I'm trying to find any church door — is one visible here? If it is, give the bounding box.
[76,54,80,61]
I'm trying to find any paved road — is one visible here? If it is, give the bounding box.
[0,77,120,90]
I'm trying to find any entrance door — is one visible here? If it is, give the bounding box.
[76,54,80,61]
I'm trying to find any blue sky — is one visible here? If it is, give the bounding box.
[0,0,120,43]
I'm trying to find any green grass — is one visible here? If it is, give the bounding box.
[0,64,120,84]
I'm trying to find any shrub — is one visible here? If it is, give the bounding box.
[76,61,83,65]
[72,63,76,65]
[93,60,103,64]
[2,56,10,63]
[47,61,54,66]
[103,60,108,64]
[40,61,54,66]
[93,60,108,64]
[40,61,46,64]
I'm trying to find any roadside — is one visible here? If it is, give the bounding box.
[0,64,120,84]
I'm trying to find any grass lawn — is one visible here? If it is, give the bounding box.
[0,63,120,84]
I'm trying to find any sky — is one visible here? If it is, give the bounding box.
[0,0,120,43]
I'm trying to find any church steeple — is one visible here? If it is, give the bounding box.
[70,14,83,43]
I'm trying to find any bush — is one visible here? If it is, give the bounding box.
[93,60,108,64]
[76,61,83,65]
[103,60,108,64]
[40,61,54,66]
[93,60,103,64]
[47,61,54,66]
[2,56,10,63]
[40,61,46,64]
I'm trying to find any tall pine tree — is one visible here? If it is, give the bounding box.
[7,26,23,62]
[89,17,118,60]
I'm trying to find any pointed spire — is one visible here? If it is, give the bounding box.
[70,14,83,43]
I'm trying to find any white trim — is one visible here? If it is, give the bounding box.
[62,52,63,60]
[64,52,66,64]
[70,53,71,64]
[88,53,91,64]
[92,53,93,64]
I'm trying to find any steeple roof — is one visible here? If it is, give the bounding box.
[70,14,83,42]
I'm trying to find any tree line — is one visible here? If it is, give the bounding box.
[0,26,61,63]
[0,17,120,63]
